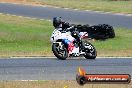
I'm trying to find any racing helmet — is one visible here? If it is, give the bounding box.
[53,17,62,28]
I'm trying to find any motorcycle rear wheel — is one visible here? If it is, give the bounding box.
[83,41,97,59]
[52,43,68,60]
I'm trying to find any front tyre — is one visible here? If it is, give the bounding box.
[52,43,68,60]
[83,42,97,59]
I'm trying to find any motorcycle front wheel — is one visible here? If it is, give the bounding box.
[83,41,97,59]
[52,43,68,60]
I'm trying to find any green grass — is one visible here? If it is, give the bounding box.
[30,0,132,14]
[0,14,132,57]
[92,28,132,56]
[93,29,132,50]
[0,14,53,56]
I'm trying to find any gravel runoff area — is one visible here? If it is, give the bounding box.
[0,81,132,88]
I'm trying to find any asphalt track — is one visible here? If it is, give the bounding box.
[0,57,132,80]
[0,3,132,28]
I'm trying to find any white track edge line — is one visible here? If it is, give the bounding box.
[10,56,132,59]
[0,12,50,21]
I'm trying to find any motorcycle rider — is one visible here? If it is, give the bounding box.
[53,17,70,30]
[52,17,85,54]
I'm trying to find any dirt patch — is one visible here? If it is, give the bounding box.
[0,51,54,57]
[98,49,132,57]
[0,80,131,88]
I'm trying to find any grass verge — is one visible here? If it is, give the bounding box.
[32,0,132,14]
[0,81,131,88]
[0,14,132,57]
[92,28,132,57]
[0,14,53,57]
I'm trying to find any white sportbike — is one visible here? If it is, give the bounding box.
[50,26,97,60]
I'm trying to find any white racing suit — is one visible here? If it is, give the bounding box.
[50,28,79,55]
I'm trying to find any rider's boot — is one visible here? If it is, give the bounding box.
[78,40,85,52]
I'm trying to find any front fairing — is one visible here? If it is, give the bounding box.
[50,28,62,42]
[50,28,75,43]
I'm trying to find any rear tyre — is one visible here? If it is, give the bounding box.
[52,43,68,60]
[83,41,97,59]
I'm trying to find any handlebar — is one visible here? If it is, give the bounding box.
[60,25,78,33]
[66,26,75,31]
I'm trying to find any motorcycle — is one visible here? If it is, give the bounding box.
[50,26,97,60]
